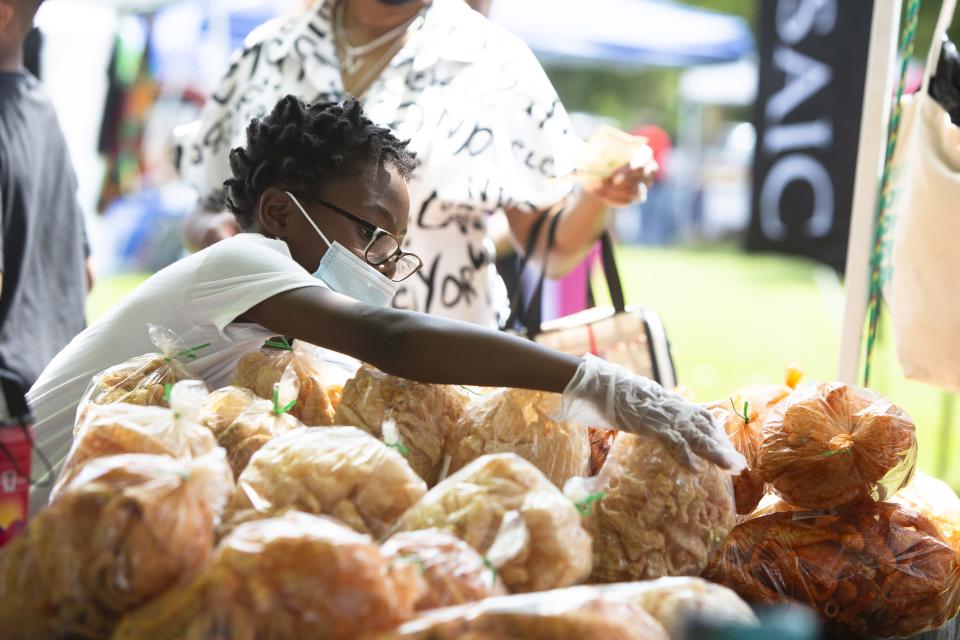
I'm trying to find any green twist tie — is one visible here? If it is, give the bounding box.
[822,447,851,458]
[459,385,482,396]
[731,398,751,425]
[273,385,297,415]
[264,336,293,351]
[482,556,498,578]
[575,491,605,516]
[164,383,172,403]
[387,440,410,457]
[164,342,211,362]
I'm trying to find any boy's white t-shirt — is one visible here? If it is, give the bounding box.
[27,233,325,513]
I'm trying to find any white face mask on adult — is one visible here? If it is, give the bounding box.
[285,191,400,307]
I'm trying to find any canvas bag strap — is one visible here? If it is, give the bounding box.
[598,231,627,314]
[501,210,563,338]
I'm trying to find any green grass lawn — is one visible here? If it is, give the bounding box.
[88,244,959,485]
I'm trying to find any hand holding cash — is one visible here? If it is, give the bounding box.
[570,124,658,207]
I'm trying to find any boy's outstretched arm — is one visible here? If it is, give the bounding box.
[245,286,746,471]
[245,286,580,392]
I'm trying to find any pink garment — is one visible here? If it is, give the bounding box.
[542,244,600,321]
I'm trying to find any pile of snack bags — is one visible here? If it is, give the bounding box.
[2,329,958,639]
[706,372,960,638]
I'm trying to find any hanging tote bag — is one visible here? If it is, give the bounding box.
[503,212,677,388]
[886,0,960,391]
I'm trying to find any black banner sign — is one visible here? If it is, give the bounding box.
[747,0,875,271]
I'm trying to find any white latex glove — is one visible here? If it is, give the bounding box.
[558,354,746,472]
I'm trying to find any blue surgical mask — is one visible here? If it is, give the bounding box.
[286,192,399,307]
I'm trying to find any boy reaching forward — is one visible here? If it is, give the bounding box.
[29,96,742,512]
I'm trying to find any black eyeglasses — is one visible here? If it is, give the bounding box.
[312,198,423,282]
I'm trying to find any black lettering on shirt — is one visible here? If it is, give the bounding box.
[454,123,493,157]
[442,266,478,308]
[417,191,485,234]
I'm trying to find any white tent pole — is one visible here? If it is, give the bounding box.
[837,0,903,384]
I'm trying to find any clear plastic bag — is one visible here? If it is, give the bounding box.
[704,369,801,515]
[893,470,960,554]
[397,453,592,593]
[196,384,303,477]
[333,364,471,485]
[595,577,758,640]
[378,585,669,640]
[447,388,590,488]
[704,502,960,638]
[221,426,426,538]
[575,433,736,583]
[231,338,351,426]
[54,380,217,500]
[382,529,508,610]
[113,511,424,640]
[0,450,233,639]
[219,377,305,477]
[77,325,207,421]
[757,383,917,509]
[198,386,260,437]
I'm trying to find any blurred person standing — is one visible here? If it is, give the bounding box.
[630,123,673,245]
[0,0,91,403]
[180,0,655,328]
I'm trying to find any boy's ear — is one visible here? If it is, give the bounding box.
[0,3,15,35]
[258,188,293,238]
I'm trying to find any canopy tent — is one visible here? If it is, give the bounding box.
[487,0,754,68]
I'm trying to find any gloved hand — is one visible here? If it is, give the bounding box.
[557,354,746,472]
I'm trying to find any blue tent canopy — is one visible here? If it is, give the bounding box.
[487,0,754,67]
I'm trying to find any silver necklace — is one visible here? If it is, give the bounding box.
[335,1,424,76]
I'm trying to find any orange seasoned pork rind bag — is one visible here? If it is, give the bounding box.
[893,471,960,554]
[54,380,216,499]
[77,326,206,420]
[578,433,736,583]
[704,502,960,638]
[0,451,233,640]
[113,512,424,640]
[704,379,795,515]
[382,529,508,610]
[447,388,590,489]
[373,586,669,640]
[221,426,426,538]
[397,453,592,594]
[231,338,352,426]
[334,365,470,485]
[587,427,617,476]
[757,382,917,509]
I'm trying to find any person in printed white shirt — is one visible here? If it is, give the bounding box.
[29,97,740,513]
[180,0,655,328]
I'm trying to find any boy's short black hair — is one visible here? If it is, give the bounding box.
[224,96,416,228]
